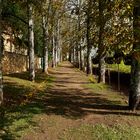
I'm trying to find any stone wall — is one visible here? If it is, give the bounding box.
[2,51,41,74]
[2,51,28,74]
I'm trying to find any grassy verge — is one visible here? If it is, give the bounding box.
[86,82,127,106]
[93,61,131,73]
[107,61,131,73]
[68,82,140,140]
[59,123,140,140]
[0,71,54,139]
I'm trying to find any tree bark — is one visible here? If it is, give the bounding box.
[52,30,56,68]
[0,0,3,105]
[57,19,61,64]
[55,20,59,66]
[77,0,83,70]
[98,55,106,83]
[81,49,85,71]
[69,48,72,62]
[73,46,75,63]
[42,15,49,74]
[75,43,79,67]
[79,45,83,70]
[129,3,140,111]
[59,39,63,62]
[129,58,140,110]
[28,2,35,81]
[86,2,92,75]
[98,0,106,83]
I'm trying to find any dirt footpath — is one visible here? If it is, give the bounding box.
[22,61,140,140]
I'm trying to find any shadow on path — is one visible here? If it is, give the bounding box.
[1,62,139,139]
[42,62,139,118]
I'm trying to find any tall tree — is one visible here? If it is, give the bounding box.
[77,0,83,70]
[129,0,140,111]
[98,0,106,83]
[28,1,35,81]
[86,0,92,75]
[42,0,51,74]
[0,0,3,105]
[42,14,49,73]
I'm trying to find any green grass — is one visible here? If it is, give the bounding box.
[86,83,126,106]
[87,83,111,91]
[0,71,54,139]
[59,124,140,140]
[107,61,131,73]
[93,61,131,73]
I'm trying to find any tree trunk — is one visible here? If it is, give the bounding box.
[55,43,58,66]
[98,0,106,83]
[69,48,72,62]
[57,20,61,64]
[59,41,63,62]
[28,3,35,81]
[129,58,140,110]
[98,55,106,83]
[42,15,48,74]
[77,0,83,70]
[86,47,92,75]
[71,48,73,63]
[75,43,79,67]
[54,19,60,66]
[73,47,75,64]
[79,44,83,70]
[0,0,3,105]
[52,31,56,68]
[86,4,92,75]
[81,49,85,71]
[129,4,140,111]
